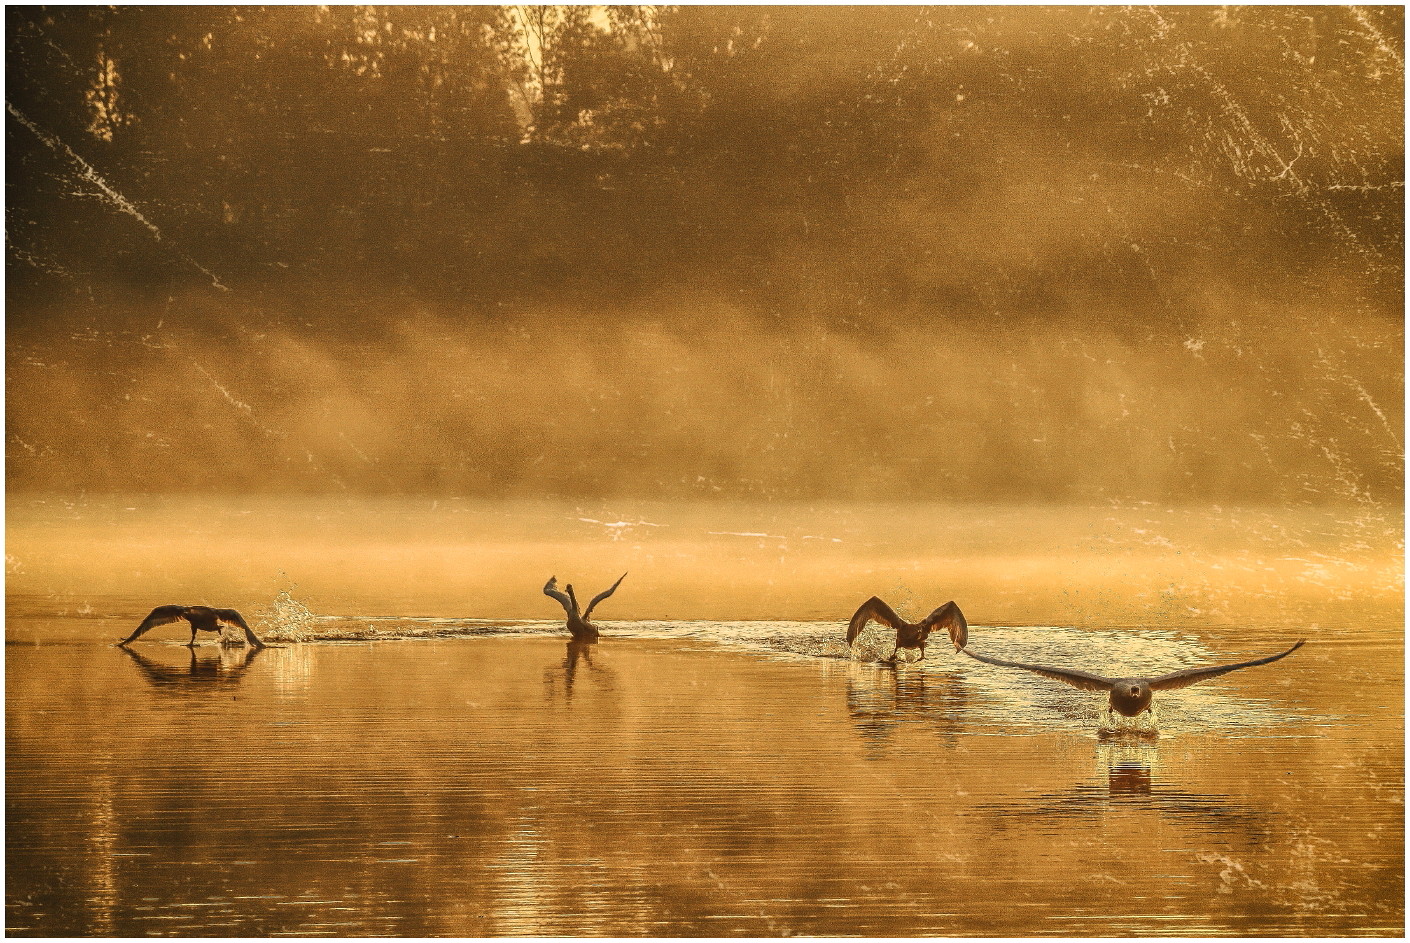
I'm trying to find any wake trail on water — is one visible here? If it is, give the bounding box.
[253,598,1316,736]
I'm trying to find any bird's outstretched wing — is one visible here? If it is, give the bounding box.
[214,608,267,649]
[961,647,1116,691]
[543,576,575,615]
[118,605,187,646]
[847,596,906,645]
[921,601,968,652]
[584,572,627,620]
[1146,640,1305,692]
[213,608,251,630]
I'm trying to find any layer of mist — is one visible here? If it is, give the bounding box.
[7,296,1401,503]
[7,495,1401,626]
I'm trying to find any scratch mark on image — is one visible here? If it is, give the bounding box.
[6,101,229,291]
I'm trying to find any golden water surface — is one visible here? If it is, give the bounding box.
[6,496,1403,936]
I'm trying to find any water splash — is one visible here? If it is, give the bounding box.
[848,621,901,663]
[255,587,318,642]
[1097,707,1164,739]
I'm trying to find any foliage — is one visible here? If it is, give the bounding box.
[6,6,1401,310]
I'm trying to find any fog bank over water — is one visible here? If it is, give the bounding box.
[7,495,1401,626]
[7,295,1401,504]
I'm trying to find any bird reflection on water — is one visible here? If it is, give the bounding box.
[980,739,1270,841]
[845,663,968,753]
[1105,761,1153,797]
[543,639,616,701]
[118,643,264,690]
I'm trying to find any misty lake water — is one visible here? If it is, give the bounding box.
[6,496,1404,936]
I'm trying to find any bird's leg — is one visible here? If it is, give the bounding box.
[917,643,927,662]
[188,625,199,647]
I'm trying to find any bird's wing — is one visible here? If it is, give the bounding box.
[214,608,267,649]
[118,605,187,645]
[961,647,1116,691]
[921,601,968,651]
[584,572,627,619]
[543,576,574,615]
[214,608,251,630]
[1146,640,1305,692]
[847,596,905,645]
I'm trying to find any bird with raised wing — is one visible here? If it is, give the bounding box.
[118,605,267,649]
[961,640,1305,720]
[543,573,626,641]
[847,597,968,662]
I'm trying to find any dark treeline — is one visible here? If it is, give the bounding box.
[5,6,1404,502]
[8,5,1402,317]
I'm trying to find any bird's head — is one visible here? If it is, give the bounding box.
[1109,680,1153,717]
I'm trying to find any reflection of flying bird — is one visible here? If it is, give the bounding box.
[563,638,597,691]
[846,664,969,751]
[847,597,968,662]
[977,765,1271,840]
[119,643,264,688]
[543,573,626,640]
[961,640,1305,717]
[545,638,615,701]
[118,605,267,648]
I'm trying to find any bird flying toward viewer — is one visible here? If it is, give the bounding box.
[960,640,1305,718]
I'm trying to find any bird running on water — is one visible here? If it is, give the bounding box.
[961,639,1305,721]
[847,597,969,663]
[543,573,627,641]
[118,605,267,648]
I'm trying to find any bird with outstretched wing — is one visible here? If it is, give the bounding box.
[118,605,267,649]
[960,640,1305,717]
[543,573,627,640]
[847,596,968,662]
